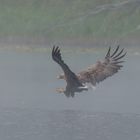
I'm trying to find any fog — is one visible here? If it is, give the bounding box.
[0,49,139,113]
[0,48,139,139]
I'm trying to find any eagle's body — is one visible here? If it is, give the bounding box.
[52,47,88,97]
[52,46,126,97]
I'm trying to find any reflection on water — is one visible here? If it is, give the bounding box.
[0,49,139,139]
[0,108,140,140]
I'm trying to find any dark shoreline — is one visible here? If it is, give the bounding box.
[0,36,140,48]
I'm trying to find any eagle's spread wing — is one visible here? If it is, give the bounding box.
[78,46,126,85]
[52,46,85,97]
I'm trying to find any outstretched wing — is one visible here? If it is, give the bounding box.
[52,46,83,90]
[78,46,126,85]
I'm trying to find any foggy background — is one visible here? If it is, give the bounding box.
[0,0,140,140]
[0,0,140,47]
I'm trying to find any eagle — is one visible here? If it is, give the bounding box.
[52,45,126,97]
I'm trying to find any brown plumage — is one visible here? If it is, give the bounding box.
[52,46,88,97]
[52,45,126,97]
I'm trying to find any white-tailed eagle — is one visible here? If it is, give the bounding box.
[52,46,126,97]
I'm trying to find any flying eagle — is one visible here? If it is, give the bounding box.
[52,46,126,97]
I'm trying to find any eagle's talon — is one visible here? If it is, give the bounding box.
[56,88,65,93]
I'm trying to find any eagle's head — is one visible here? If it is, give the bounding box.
[57,73,65,80]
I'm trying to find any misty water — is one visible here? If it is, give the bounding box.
[0,48,140,140]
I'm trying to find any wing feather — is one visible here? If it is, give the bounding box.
[52,46,83,88]
[78,46,126,85]
[110,45,120,57]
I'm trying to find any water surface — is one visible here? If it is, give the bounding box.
[0,48,139,139]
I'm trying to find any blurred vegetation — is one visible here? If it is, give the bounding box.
[0,0,140,42]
